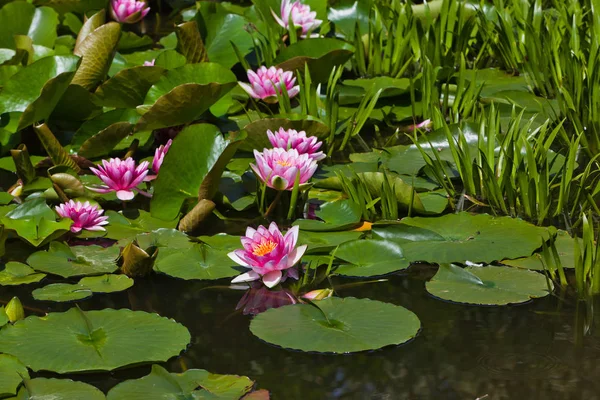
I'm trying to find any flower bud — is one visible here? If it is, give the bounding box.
[301,289,333,301]
[6,297,24,323]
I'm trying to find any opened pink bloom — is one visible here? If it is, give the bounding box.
[239,66,299,103]
[272,0,322,37]
[89,157,149,201]
[251,148,318,191]
[110,0,150,23]
[143,59,155,66]
[56,200,109,233]
[229,223,307,288]
[267,127,326,161]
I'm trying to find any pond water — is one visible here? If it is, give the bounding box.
[2,265,597,399]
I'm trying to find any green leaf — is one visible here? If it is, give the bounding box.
[0,2,59,49]
[335,240,410,277]
[104,210,178,240]
[72,22,121,90]
[150,124,230,220]
[1,216,71,247]
[33,123,81,172]
[298,230,362,253]
[72,108,140,149]
[503,230,577,270]
[250,297,420,353]
[32,283,93,302]
[95,66,165,108]
[119,228,192,251]
[0,308,191,373]
[294,199,362,231]
[425,264,552,305]
[78,121,134,159]
[27,242,120,278]
[79,274,134,293]
[0,355,29,398]
[0,262,46,286]
[74,9,105,52]
[154,244,238,280]
[372,213,550,264]
[175,20,208,63]
[11,378,105,400]
[106,364,254,400]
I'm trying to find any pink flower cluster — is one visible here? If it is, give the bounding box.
[229,223,307,288]
[110,0,150,23]
[272,0,322,37]
[267,127,325,161]
[55,200,109,233]
[251,148,318,191]
[239,66,299,103]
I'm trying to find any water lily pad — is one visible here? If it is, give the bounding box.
[26,242,120,278]
[372,213,549,264]
[0,354,29,397]
[32,283,92,302]
[79,275,134,293]
[10,378,105,400]
[0,308,191,373]
[119,228,192,250]
[154,244,237,281]
[0,307,8,327]
[294,199,362,232]
[502,230,576,271]
[104,210,178,240]
[299,230,363,253]
[106,364,254,400]
[335,240,410,277]
[250,297,420,353]
[0,262,46,286]
[425,264,552,305]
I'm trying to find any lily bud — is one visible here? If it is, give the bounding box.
[6,297,24,323]
[301,288,333,301]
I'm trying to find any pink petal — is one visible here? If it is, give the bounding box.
[263,270,282,288]
[232,271,261,283]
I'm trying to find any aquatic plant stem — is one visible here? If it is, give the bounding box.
[263,190,284,219]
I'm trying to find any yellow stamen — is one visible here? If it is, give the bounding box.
[275,160,292,167]
[252,240,278,256]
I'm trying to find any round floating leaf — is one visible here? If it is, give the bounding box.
[11,378,105,400]
[79,275,134,294]
[0,354,29,397]
[250,297,420,353]
[372,212,550,264]
[154,244,238,281]
[107,364,253,400]
[32,283,92,302]
[0,308,191,373]
[119,228,192,250]
[0,262,46,286]
[104,209,178,240]
[335,240,410,277]
[502,230,576,270]
[0,307,8,327]
[294,199,362,232]
[298,230,362,253]
[426,264,552,305]
[26,242,120,278]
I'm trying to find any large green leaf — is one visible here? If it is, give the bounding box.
[0,262,46,286]
[0,2,58,49]
[9,378,105,400]
[137,63,236,131]
[26,242,120,278]
[372,213,550,264]
[1,213,71,247]
[298,230,362,253]
[250,297,420,353]
[274,38,354,83]
[79,274,134,293]
[104,210,178,240]
[425,264,552,305]
[153,244,238,280]
[294,199,362,231]
[95,66,165,108]
[328,0,372,39]
[0,355,29,398]
[335,240,410,277]
[175,20,208,64]
[0,308,191,373]
[239,116,329,152]
[502,230,576,271]
[150,124,230,220]
[32,283,92,302]
[107,364,254,400]
[33,0,108,15]
[119,228,192,250]
[72,108,140,149]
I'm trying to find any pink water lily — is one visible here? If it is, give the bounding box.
[143,59,155,66]
[88,158,149,201]
[239,66,299,103]
[229,222,307,288]
[267,127,326,161]
[251,148,318,191]
[55,200,109,233]
[272,0,322,37]
[110,0,150,23]
[152,139,172,173]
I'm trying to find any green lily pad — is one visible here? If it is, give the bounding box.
[10,378,105,400]
[79,275,134,293]
[372,213,550,264]
[250,297,420,353]
[154,244,238,281]
[425,264,552,305]
[129,229,192,250]
[27,242,120,278]
[32,283,92,302]
[0,354,29,397]
[299,230,363,253]
[0,307,8,327]
[1,215,72,247]
[294,199,362,232]
[106,364,254,400]
[0,308,191,373]
[335,240,410,277]
[197,233,242,251]
[502,230,576,270]
[104,210,178,241]
[0,262,46,286]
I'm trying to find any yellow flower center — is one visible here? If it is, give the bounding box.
[252,240,278,256]
[275,160,293,167]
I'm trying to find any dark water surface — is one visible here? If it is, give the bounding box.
[2,263,599,400]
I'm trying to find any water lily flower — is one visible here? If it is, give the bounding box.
[302,288,333,301]
[110,0,150,23]
[229,222,307,288]
[55,200,109,233]
[251,148,318,191]
[152,139,172,174]
[88,157,149,201]
[272,0,322,37]
[267,127,326,161]
[239,66,299,103]
[407,119,433,132]
[143,59,155,66]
